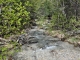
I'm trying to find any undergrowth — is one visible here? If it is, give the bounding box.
[0,41,21,60]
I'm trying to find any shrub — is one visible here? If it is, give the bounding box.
[0,0,32,37]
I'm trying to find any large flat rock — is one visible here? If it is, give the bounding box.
[13,41,80,60]
[12,28,80,60]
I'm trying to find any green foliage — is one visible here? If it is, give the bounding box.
[0,0,80,37]
[45,0,80,31]
[51,14,80,31]
[0,41,21,60]
[36,0,54,18]
[31,0,80,31]
[0,0,32,37]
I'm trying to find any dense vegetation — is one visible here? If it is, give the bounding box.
[0,0,33,37]
[0,0,80,37]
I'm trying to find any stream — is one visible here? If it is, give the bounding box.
[12,26,80,60]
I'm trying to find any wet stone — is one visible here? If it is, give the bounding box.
[12,27,80,60]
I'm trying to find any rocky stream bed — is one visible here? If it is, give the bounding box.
[8,27,80,60]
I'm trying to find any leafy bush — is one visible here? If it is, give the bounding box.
[0,0,32,37]
[0,41,20,60]
[51,14,80,31]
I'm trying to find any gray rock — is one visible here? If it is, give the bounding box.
[28,29,45,36]
[28,37,38,44]
[13,28,80,60]
[17,30,60,45]
[75,30,80,34]
[13,41,80,60]
[44,36,61,41]
[17,34,28,45]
